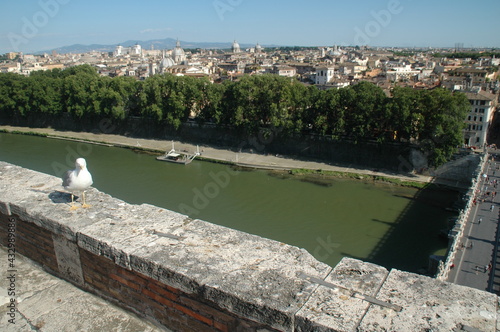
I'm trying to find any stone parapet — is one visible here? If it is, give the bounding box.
[0,161,497,331]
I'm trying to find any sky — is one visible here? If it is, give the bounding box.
[0,0,499,54]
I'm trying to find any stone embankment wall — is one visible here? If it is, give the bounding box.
[0,116,413,172]
[0,161,498,331]
[433,152,483,189]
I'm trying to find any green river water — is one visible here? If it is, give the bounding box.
[0,132,459,272]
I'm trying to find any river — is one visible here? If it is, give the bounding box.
[0,132,459,272]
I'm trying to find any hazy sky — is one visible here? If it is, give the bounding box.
[1,0,499,53]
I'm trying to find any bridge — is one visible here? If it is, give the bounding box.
[446,151,500,294]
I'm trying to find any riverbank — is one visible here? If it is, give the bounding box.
[0,125,432,187]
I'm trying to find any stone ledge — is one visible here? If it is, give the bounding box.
[359,269,498,331]
[0,161,498,331]
[296,258,389,331]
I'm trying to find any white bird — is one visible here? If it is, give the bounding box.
[62,158,93,210]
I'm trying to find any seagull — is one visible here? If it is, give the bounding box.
[62,158,93,210]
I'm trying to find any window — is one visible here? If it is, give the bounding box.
[480,117,483,122]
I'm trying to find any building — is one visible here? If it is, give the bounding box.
[6,52,20,60]
[272,65,296,78]
[463,90,498,147]
[113,44,142,57]
[449,68,489,85]
[443,68,494,91]
[0,62,21,73]
[385,64,420,81]
[315,66,335,85]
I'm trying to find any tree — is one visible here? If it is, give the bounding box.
[197,80,224,124]
[0,73,27,119]
[311,88,343,137]
[386,86,421,142]
[418,88,469,167]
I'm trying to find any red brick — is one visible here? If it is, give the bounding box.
[142,288,174,307]
[107,284,127,300]
[214,320,229,332]
[173,303,214,327]
[165,284,182,294]
[16,237,54,258]
[147,282,179,301]
[110,273,141,291]
[134,271,159,284]
[17,222,54,248]
[80,250,115,275]
[84,274,109,293]
[16,238,57,271]
[116,267,149,285]
[17,231,53,250]
[83,269,105,283]
[179,295,235,325]
[134,290,167,313]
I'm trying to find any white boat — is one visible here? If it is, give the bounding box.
[156,141,200,165]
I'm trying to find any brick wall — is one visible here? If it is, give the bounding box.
[0,213,59,273]
[80,249,272,332]
[0,213,277,332]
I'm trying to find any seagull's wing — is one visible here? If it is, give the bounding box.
[62,170,73,188]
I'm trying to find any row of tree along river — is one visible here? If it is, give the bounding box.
[0,65,470,167]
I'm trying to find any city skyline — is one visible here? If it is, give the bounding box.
[1,0,499,54]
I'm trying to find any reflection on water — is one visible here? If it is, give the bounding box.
[0,133,458,272]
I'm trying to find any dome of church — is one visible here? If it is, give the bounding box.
[232,40,241,53]
[172,39,186,63]
[329,45,342,57]
[173,40,185,57]
[160,56,175,68]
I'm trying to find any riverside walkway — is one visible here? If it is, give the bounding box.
[447,152,500,294]
[0,125,432,184]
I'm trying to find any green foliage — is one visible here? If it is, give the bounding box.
[432,52,500,60]
[0,66,471,167]
[287,168,428,188]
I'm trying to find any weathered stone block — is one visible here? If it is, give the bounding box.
[358,269,498,331]
[53,233,84,285]
[296,258,389,332]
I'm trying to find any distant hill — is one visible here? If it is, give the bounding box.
[37,38,262,54]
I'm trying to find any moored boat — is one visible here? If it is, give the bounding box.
[156,142,200,165]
